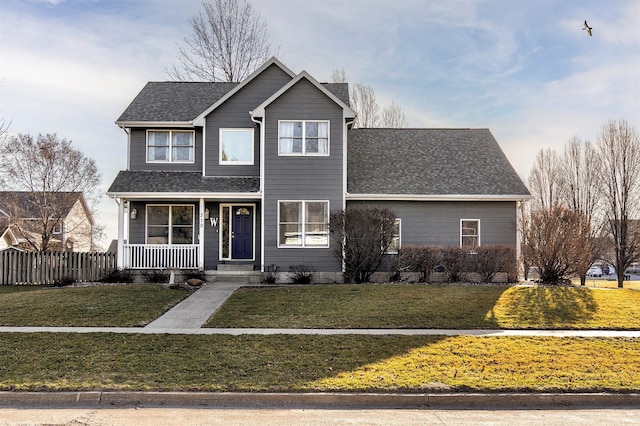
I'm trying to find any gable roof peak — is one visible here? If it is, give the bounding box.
[252,70,356,119]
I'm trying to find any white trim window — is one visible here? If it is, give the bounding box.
[278,201,329,247]
[386,219,401,254]
[146,205,194,244]
[220,129,254,165]
[278,120,329,155]
[461,219,480,250]
[147,130,194,163]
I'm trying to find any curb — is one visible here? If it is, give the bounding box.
[1,391,638,409]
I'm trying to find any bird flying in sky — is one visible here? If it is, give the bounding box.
[583,20,593,36]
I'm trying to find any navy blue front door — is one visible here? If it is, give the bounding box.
[231,206,253,259]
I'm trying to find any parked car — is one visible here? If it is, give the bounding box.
[626,263,640,275]
[587,266,602,277]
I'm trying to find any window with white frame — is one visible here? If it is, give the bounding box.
[386,219,401,254]
[461,219,480,250]
[147,130,194,163]
[220,129,254,164]
[146,205,194,244]
[278,201,329,247]
[279,121,329,155]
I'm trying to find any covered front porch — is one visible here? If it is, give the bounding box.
[112,196,261,271]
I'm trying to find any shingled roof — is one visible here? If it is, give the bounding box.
[117,81,350,123]
[107,171,260,194]
[347,128,530,197]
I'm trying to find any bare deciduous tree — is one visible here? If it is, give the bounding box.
[596,119,640,288]
[380,100,408,128]
[330,70,408,128]
[167,0,274,82]
[350,83,380,128]
[528,148,562,210]
[559,137,603,283]
[330,206,397,283]
[521,207,592,284]
[0,133,102,251]
[329,68,348,84]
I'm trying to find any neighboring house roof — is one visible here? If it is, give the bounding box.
[117,80,350,125]
[347,128,531,199]
[107,171,260,196]
[0,191,85,219]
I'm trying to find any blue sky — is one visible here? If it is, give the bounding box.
[1,0,639,245]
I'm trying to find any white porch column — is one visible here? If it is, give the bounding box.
[199,198,205,270]
[117,198,125,269]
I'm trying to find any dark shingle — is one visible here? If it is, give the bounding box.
[117,82,238,122]
[107,171,260,194]
[117,81,350,123]
[347,128,530,196]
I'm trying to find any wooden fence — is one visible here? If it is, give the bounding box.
[0,250,117,285]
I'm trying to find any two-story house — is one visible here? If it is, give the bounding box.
[0,191,95,252]
[107,58,530,282]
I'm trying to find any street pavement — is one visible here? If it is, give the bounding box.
[0,407,639,425]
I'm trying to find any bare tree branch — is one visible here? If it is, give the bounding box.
[350,83,380,128]
[166,0,275,82]
[0,133,102,251]
[597,119,640,288]
[381,100,408,128]
[528,148,562,210]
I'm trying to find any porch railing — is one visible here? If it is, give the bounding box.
[123,244,200,269]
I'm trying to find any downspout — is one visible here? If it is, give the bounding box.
[341,117,356,280]
[250,113,264,272]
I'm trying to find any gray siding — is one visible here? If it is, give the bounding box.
[129,129,203,172]
[347,200,518,247]
[262,79,345,272]
[204,64,292,176]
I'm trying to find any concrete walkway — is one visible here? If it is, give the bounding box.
[145,282,250,329]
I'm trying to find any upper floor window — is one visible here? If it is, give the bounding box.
[278,200,329,247]
[146,205,194,244]
[220,129,254,165]
[461,219,480,250]
[279,121,329,156]
[147,130,194,163]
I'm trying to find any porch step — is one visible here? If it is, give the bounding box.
[204,270,262,284]
[216,264,254,272]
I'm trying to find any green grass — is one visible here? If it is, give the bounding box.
[205,284,640,330]
[0,285,191,327]
[0,333,637,393]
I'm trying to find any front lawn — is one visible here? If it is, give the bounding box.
[205,284,640,329]
[0,285,191,327]
[0,333,637,393]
